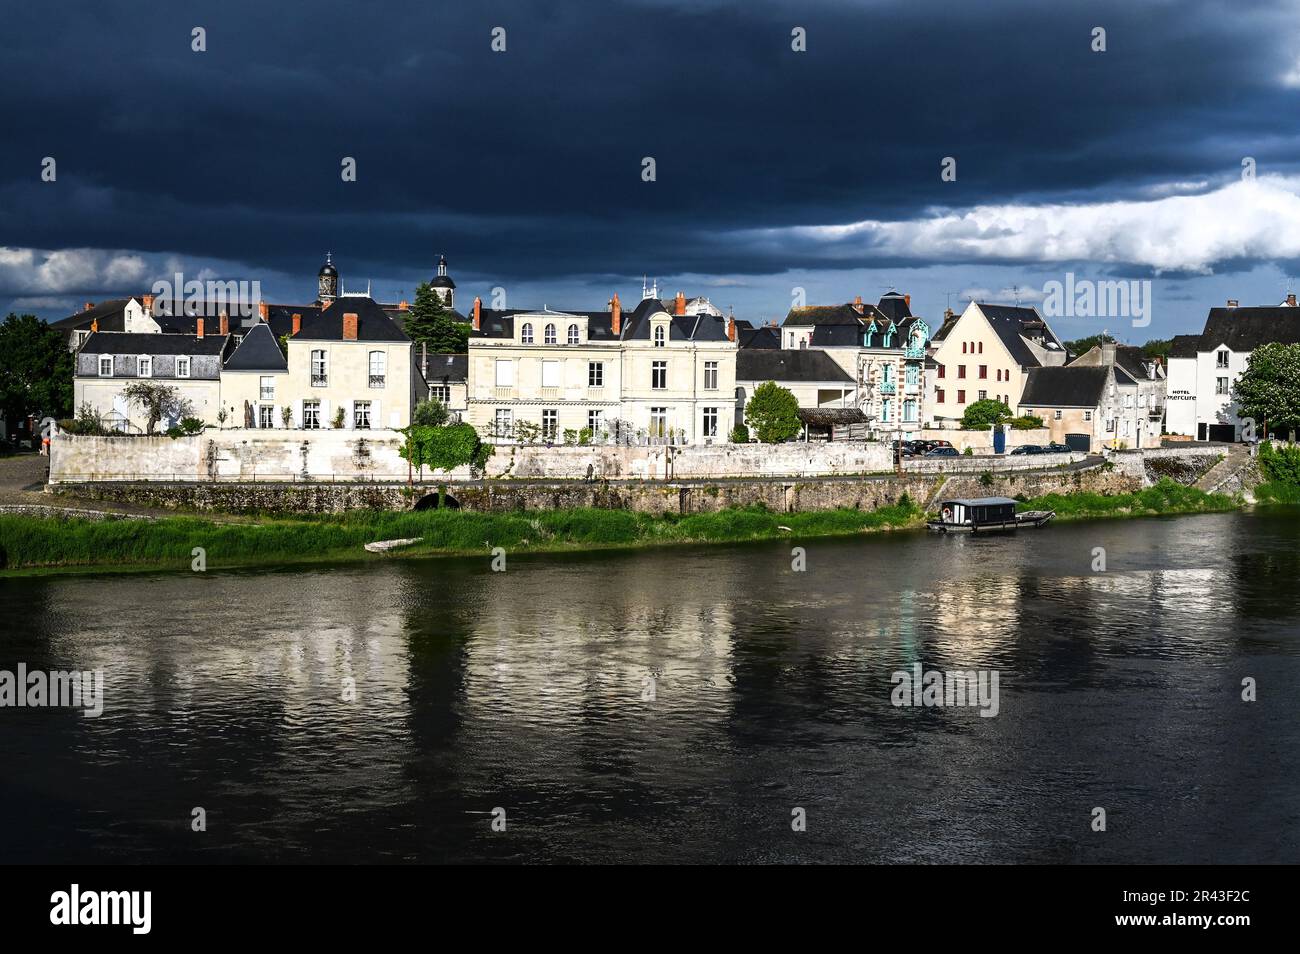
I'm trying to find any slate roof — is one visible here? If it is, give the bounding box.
[737,349,854,383]
[974,303,1065,367]
[422,353,468,382]
[223,322,287,372]
[48,299,133,332]
[1169,334,1201,358]
[1196,306,1300,351]
[739,326,781,349]
[295,297,410,342]
[471,297,732,343]
[797,407,868,425]
[77,331,230,356]
[1019,366,1110,407]
[875,291,913,322]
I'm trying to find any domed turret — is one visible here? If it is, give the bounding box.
[429,254,455,306]
[317,252,339,303]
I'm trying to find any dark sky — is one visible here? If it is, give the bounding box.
[3,0,1300,339]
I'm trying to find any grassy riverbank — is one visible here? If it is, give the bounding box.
[0,479,1242,574]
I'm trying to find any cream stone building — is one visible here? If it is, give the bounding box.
[928,301,1068,425]
[467,292,738,444]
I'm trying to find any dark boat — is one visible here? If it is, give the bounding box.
[926,496,1055,533]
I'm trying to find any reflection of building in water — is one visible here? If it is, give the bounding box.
[929,575,1021,663]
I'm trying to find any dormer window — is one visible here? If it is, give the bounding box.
[654,325,666,347]
[1216,350,1229,368]
[544,323,557,345]
[521,322,534,345]
[177,357,190,378]
[98,355,113,377]
[568,324,579,345]
[137,356,152,378]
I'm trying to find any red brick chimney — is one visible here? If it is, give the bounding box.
[398,300,409,311]
[342,312,359,341]
[142,294,154,314]
[904,293,911,310]
[727,316,736,342]
[90,318,98,332]
[83,301,94,312]
[259,301,270,321]
[674,291,686,315]
[611,293,621,335]
[291,313,302,336]
[196,317,205,338]
[853,295,864,315]
[219,311,229,336]
[1288,293,1297,307]
[472,296,482,331]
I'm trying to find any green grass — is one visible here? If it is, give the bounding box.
[1253,480,1300,505]
[0,502,926,573]
[1020,478,1238,520]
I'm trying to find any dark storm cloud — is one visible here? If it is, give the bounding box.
[2,0,1299,288]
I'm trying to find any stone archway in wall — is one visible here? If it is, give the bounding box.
[413,490,461,511]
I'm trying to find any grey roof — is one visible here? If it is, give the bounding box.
[942,497,1018,507]
[1197,306,1300,351]
[422,352,468,382]
[48,299,133,332]
[739,326,781,349]
[1019,365,1110,407]
[295,297,410,342]
[875,291,913,322]
[223,322,287,371]
[975,303,1065,367]
[797,407,868,425]
[1169,334,1201,358]
[77,331,229,356]
[472,297,731,343]
[737,349,854,383]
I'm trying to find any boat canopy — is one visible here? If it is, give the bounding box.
[940,497,1018,507]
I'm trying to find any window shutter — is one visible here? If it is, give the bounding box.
[371,398,381,430]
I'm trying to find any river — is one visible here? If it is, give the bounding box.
[2,510,1298,863]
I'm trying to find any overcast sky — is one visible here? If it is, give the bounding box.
[4,0,1300,342]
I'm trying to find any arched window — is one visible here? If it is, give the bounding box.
[544,323,557,345]
[521,323,534,344]
[978,341,983,353]
[654,325,666,347]
[962,342,967,353]
[567,324,579,345]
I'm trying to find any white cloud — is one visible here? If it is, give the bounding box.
[756,176,1300,274]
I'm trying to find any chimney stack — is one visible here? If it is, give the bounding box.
[472,296,482,331]
[259,301,270,322]
[1227,299,1239,308]
[399,300,409,311]
[904,293,911,309]
[291,313,302,336]
[90,318,98,333]
[219,311,229,336]
[83,302,94,312]
[611,293,621,336]
[1288,293,1297,307]
[342,312,359,341]
[727,316,737,342]
[853,295,864,315]
[196,317,205,339]
[674,291,686,315]
[142,294,154,314]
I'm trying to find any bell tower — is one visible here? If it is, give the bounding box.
[317,252,339,304]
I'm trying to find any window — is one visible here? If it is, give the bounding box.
[429,384,451,403]
[177,357,190,378]
[958,365,966,378]
[541,359,560,388]
[654,325,666,347]
[353,401,371,429]
[311,350,327,386]
[369,351,386,388]
[905,364,919,386]
[258,405,275,429]
[1216,350,1229,368]
[703,407,718,437]
[962,342,967,353]
[881,364,893,384]
[76,331,89,348]
[588,361,604,387]
[1216,377,1229,395]
[542,408,557,439]
[650,407,667,438]
[652,360,667,389]
[978,365,987,379]
[567,324,579,345]
[978,342,983,354]
[1054,409,1062,421]
[495,359,514,387]
[1105,418,1115,433]
[978,390,987,401]
[903,399,917,422]
[495,408,513,437]
[881,399,892,422]
[1124,394,1134,408]
[937,364,945,379]
[704,360,718,390]
[1084,410,1093,422]
[936,387,945,403]
[260,376,275,400]
[98,355,113,377]
[544,323,557,345]
[957,389,966,404]
[588,409,603,433]
[303,400,321,429]
[137,356,152,378]
[521,323,534,345]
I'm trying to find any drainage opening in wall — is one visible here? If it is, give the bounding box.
[413,492,461,511]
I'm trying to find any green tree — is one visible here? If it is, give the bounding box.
[0,313,74,429]
[399,422,493,477]
[412,397,449,427]
[1141,338,1172,362]
[1064,334,1107,357]
[404,282,469,353]
[961,398,1012,430]
[744,381,800,443]
[1234,342,1300,438]
[121,381,193,435]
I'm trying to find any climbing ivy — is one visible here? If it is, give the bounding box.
[399,423,493,477]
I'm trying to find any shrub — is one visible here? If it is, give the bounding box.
[1009,415,1044,429]
[979,471,994,487]
[332,407,346,429]
[412,399,449,428]
[729,424,750,443]
[961,399,1011,430]
[744,382,800,443]
[1258,441,1300,485]
[963,446,974,456]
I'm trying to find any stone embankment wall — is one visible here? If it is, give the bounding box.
[1110,446,1226,487]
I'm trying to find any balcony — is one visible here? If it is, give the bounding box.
[904,347,926,360]
[1148,406,1164,420]
[369,375,385,389]
[878,382,896,395]
[311,375,328,387]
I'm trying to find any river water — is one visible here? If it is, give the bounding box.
[2,510,1298,863]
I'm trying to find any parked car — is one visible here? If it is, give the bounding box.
[892,440,917,459]
[1010,444,1044,455]
[1045,442,1071,453]
[924,446,960,458]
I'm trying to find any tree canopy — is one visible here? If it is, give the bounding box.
[0,313,74,428]
[121,381,192,435]
[1233,342,1300,437]
[404,282,469,353]
[744,381,801,443]
[961,398,1012,430]
[399,422,493,477]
